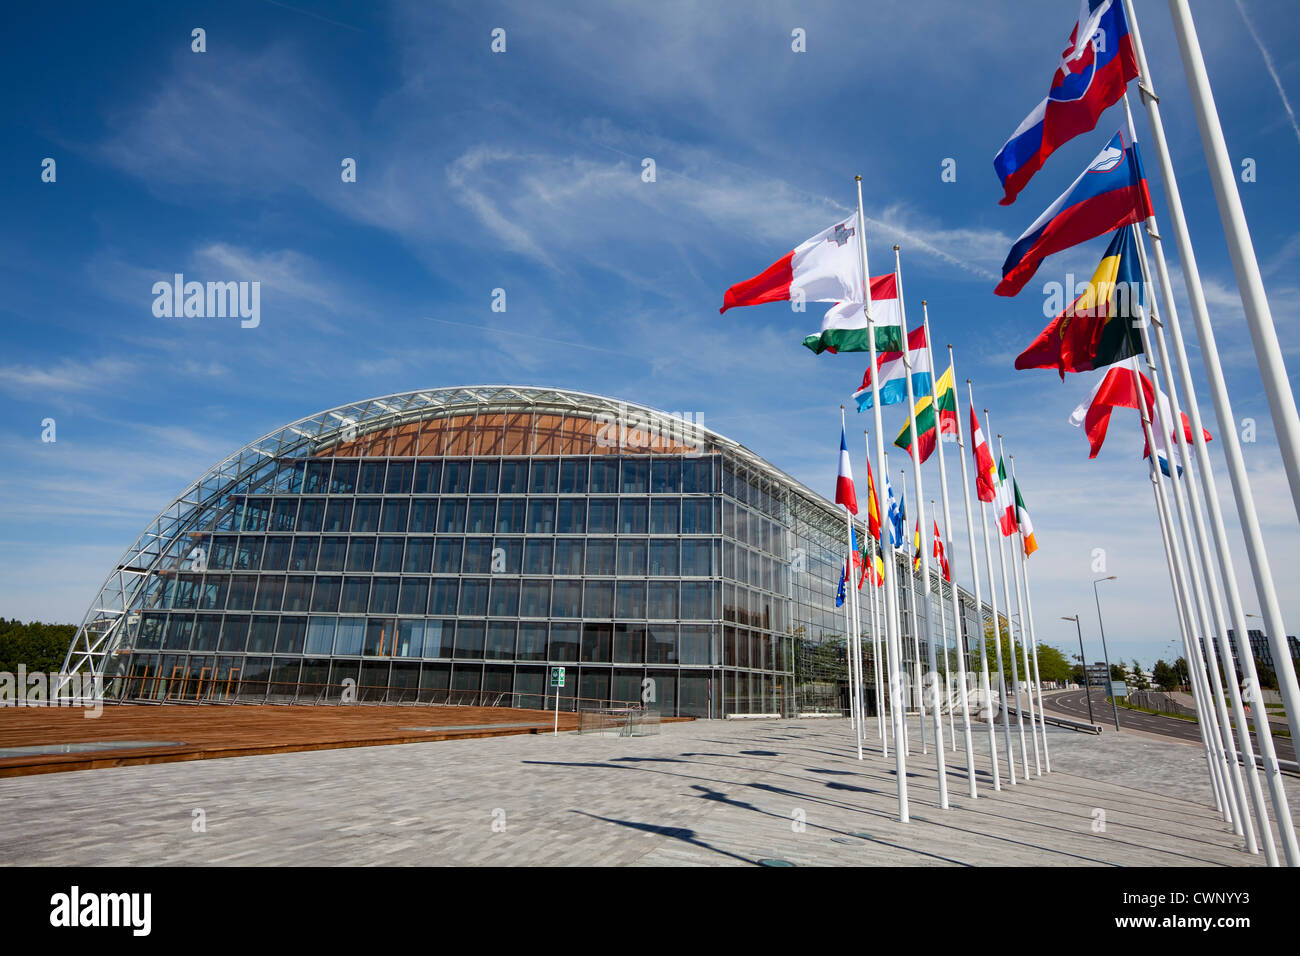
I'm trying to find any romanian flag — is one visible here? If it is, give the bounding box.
[1015,227,1144,378]
[895,366,959,463]
[1014,480,1038,557]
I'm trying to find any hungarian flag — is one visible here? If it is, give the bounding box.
[894,365,958,463]
[994,0,1139,206]
[996,131,1154,297]
[1068,357,1210,463]
[834,425,858,514]
[866,457,882,542]
[805,273,904,355]
[995,457,1018,536]
[933,520,950,581]
[1014,480,1038,557]
[1015,227,1144,378]
[970,405,997,503]
[853,324,931,410]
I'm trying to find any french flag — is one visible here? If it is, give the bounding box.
[835,426,858,515]
[996,131,1153,297]
[994,0,1139,206]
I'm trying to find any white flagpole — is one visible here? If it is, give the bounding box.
[960,376,1000,790]
[934,499,957,753]
[1123,352,1242,832]
[865,429,887,751]
[894,247,948,807]
[849,508,867,756]
[1008,455,1050,774]
[886,449,911,760]
[924,307,975,789]
[840,407,864,761]
[904,469,926,756]
[979,406,1016,786]
[994,433,1032,781]
[856,176,909,821]
[1002,450,1042,776]
[1164,0,1300,524]
[1122,1,1300,816]
[1125,214,1266,855]
[1118,78,1291,862]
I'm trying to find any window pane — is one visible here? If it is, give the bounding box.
[375,536,404,572]
[442,460,470,494]
[524,539,553,575]
[290,536,318,572]
[409,499,438,533]
[352,498,381,532]
[616,581,646,618]
[589,458,619,493]
[552,579,582,618]
[586,538,616,575]
[323,499,352,533]
[651,459,681,493]
[520,580,551,618]
[306,617,337,655]
[679,625,712,665]
[459,579,489,616]
[379,499,409,533]
[297,499,325,532]
[346,537,376,572]
[583,580,613,617]
[650,498,680,534]
[621,458,649,493]
[648,581,679,620]
[470,460,499,494]
[681,539,711,576]
[433,538,463,574]
[529,458,558,493]
[467,498,496,534]
[682,498,711,534]
[262,536,292,571]
[493,537,523,574]
[486,622,515,660]
[358,461,386,494]
[581,623,612,663]
[554,539,585,575]
[260,614,290,653]
[556,498,586,534]
[462,538,494,574]
[496,498,525,533]
[340,576,370,613]
[649,540,678,576]
[617,539,646,576]
[527,499,555,534]
[399,577,429,616]
[404,538,434,573]
[549,623,579,662]
[284,576,313,612]
[518,623,548,661]
[413,461,440,494]
[454,621,485,659]
[437,498,467,533]
[559,458,587,494]
[498,460,527,494]
[423,620,454,658]
[489,579,519,617]
[335,618,364,655]
[364,618,397,656]
[254,575,285,611]
[647,625,677,664]
[587,498,617,533]
[330,461,357,494]
[312,576,341,612]
[614,623,644,663]
[619,499,647,534]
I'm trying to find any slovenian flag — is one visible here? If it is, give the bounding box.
[853,324,932,410]
[994,0,1139,206]
[996,131,1154,298]
[835,426,858,515]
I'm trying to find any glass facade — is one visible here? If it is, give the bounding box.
[71,388,993,718]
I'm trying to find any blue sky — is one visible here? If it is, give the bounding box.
[3,0,1299,670]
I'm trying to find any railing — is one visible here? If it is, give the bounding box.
[1126,689,1197,718]
[578,706,661,736]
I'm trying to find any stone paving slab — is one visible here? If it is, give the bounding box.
[0,716,1294,867]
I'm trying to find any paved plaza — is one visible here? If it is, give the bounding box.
[1,715,1295,866]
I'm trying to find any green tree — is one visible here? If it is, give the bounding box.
[0,619,77,674]
[1033,643,1073,684]
[1129,659,1151,691]
[1152,659,1178,690]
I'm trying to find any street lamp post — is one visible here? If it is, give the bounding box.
[1063,615,1095,725]
[1093,575,1122,732]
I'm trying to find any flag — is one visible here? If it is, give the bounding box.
[1015,227,1144,378]
[996,131,1154,297]
[885,470,904,548]
[971,405,998,503]
[721,217,862,314]
[853,325,932,409]
[994,0,1140,206]
[835,426,858,515]
[866,550,885,587]
[912,519,922,571]
[1014,480,1038,556]
[894,365,959,463]
[866,457,882,542]
[1068,357,1211,461]
[836,524,866,607]
[805,273,905,355]
[933,520,951,581]
[995,457,1018,536]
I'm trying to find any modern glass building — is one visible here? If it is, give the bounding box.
[62,385,993,717]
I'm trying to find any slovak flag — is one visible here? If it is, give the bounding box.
[835,426,858,515]
[994,0,1139,206]
[996,131,1153,297]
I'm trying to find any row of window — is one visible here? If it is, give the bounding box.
[280,455,718,498]
[132,615,791,667]
[218,495,718,538]
[118,655,784,716]
[189,535,719,577]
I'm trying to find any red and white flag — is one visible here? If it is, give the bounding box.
[1068,357,1210,460]
[932,520,950,581]
[970,405,997,503]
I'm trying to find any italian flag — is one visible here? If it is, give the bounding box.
[804,272,904,355]
[1014,479,1038,556]
[894,365,958,463]
[970,405,997,503]
[995,457,1018,536]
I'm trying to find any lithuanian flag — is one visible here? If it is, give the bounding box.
[894,365,958,463]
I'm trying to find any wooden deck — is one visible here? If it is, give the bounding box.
[0,704,596,777]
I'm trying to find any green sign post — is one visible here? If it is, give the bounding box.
[550,667,565,735]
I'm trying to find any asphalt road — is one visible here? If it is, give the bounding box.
[1044,688,1295,764]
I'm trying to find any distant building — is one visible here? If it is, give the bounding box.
[1199,629,1300,673]
[1085,662,1110,688]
